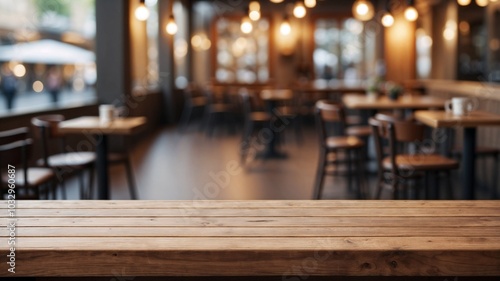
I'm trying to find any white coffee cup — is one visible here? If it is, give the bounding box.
[445,97,473,116]
[99,104,115,123]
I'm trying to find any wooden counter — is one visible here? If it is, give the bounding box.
[1,200,499,278]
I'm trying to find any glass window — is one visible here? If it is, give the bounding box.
[214,17,270,84]
[0,0,96,115]
[313,17,375,81]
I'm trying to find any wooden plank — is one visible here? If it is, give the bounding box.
[9,207,500,217]
[2,250,499,277]
[5,226,500,238]
[2,237,500,251]
[3,216,500,227]
[4,200,500,209]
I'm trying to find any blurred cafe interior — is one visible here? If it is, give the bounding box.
[0,0,500,201]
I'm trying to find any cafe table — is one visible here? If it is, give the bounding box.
[415,110,500,199]
[342,94,446,111]
[58,116,146,199]
[260,89,294,158]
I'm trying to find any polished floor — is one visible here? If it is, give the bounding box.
[62,121,496,200]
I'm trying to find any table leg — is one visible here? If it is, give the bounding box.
[96,134,109,200]
[263,100,287,159]
[463,128,476,200]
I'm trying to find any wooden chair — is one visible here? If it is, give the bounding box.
[239,88,271,163]
[204,85,238,136]
[31,114,138,200]
[313,100,367,199]
[178,83,207,132]
[31,115,95,199]
[369,116,459,199]
[0,127,56,199]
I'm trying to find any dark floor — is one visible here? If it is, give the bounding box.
[62,120,497,200]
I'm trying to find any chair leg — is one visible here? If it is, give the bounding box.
[87,166,95,200]
[313,150,327,200]
[347,150,353,193]
[78,172,86,199]
[491,154,499,199]
[445,170,453,199]
[356,149,366,199]
[375,171,384,199]
[124,158,138,200]
[178,105,193,132]
[60,178,67,200]
[392,172,399,199]
[241,121,253,164]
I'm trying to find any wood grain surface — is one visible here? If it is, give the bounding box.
[1,200,499,277]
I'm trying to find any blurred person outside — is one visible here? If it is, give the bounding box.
[0,64,17,110]
[46,66,63,103]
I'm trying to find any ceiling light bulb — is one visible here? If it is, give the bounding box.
[241,16,253,33]
[476,0,488,6]
[352,0,374,21]
[249,10,261,21]
[293,1,307,18]
[166,16,178,35]
[270,0,284,3]
[135,3,150,21]
[304,0,316,8]
[457,0,471,5]
[280,17,291,35]
[404,6,418,21]
[381,12,394,27]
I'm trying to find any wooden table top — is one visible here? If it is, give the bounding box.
[342,94,446,110]
[415,110,500,128]
[1,200,499,277]
[58,116,147,135]
[260,89,294,101]
[294,80,366,93]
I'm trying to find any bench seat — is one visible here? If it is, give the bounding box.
[1,200,499,277]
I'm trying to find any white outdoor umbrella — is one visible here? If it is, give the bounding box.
[0,39,95,64]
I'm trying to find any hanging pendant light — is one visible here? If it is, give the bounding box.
[241,16,253,33]
[166,15,178,35]
[475,0,489,7]
[280,15,291,35]
[381,12,394,27]
[352,0,374,21]
[270,0,284,3]
[404,0,418,21]
[293,1,307,18]
[457,0,471,5]
[134,0,149,21]
[304,0,316,8]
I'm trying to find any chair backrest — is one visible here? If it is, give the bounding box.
[369,116,426,172]
[31,114,66,166]
[0,128,33,190]
[315,100,347,147]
